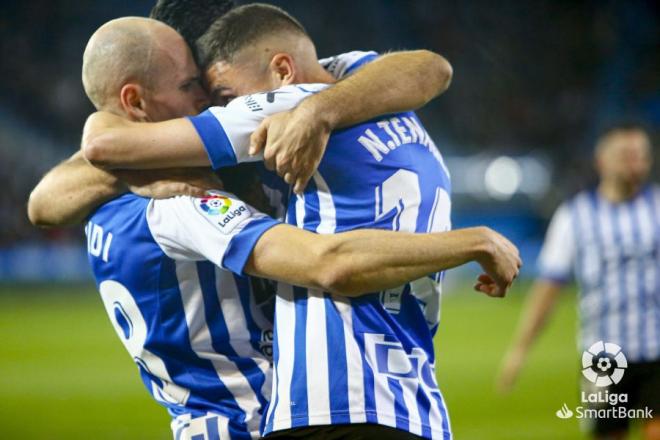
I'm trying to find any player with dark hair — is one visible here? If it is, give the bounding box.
[498,123,659,440]
[149,0,235,56]
[71,4,523,439]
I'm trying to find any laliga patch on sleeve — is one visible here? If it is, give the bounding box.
[195,191,250,234]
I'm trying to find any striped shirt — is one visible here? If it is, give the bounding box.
[85,192,280,439]
[189,76,453,438]
[538,185,660,362]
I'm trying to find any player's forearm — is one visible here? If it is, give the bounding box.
[28,152,125,227]
[305,50,452,130]
[82,112,209,169]
[321,227,492,295]
[249,225,493,296]
[508,280,562,354]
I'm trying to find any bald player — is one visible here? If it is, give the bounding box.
[30,16,522,440]
[498,123,659,440]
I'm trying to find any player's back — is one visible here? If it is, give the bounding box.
[264,113,453,439]
[85,193,274,439]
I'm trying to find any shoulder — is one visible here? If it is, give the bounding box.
[319,50,379,78]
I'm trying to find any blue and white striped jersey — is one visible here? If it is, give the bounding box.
[538,185,660,362]
[188,87,453,438]
[85,191,280,439]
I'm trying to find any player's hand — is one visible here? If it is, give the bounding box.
[496,347,526,394]
[114,168,223,199]
[249,103,331,194]
[474,228,522,297]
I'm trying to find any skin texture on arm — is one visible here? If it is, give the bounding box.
[496,279,563,393]
[250,50,454,192]
[28,152,125,227]
[246,225,521,297]
[82,111,208,169]
[28,151,223,227]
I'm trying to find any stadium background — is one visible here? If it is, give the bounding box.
[0,0,657,438]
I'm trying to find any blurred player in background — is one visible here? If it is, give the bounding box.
[498,123,659,440]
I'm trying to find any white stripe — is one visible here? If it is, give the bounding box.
[400,378,422,435]
[596,198,622,345]
[575,195,600,349]
[215,268,270,368]
[637,193,660,360]
[295,193,305,228]
[363,334,396,426]
[271,284,296,431]
[617,205,640,359]
[305,290,331,424]
[335,297,367,423]
[312,172,337,234]
[175,262,261,432]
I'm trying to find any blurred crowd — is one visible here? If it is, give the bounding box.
[0,0,658,246]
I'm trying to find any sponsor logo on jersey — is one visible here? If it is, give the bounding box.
[197,192,250,234]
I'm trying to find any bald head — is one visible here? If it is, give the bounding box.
[82,17,183,111]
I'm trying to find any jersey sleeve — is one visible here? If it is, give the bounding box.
[187,84,329,170]
[319,50,379,79]
[536,202,575,284]
[146,190,280,275]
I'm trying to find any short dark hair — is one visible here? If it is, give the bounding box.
[149,0,235,56]
[196,3,308,69]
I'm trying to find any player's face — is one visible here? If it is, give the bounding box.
[204,57,279,106]
[597,130,652,188]
[142,33,209,121]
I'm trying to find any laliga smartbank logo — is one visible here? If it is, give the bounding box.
[555,341,653,421]
[581,341,627,387]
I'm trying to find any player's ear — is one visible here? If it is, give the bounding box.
[119,83,149,121]
[269,53,296,86]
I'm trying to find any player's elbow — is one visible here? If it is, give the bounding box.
[313,245,364,296]
[419,50,453,100]
[27,188,55,228]
[82,135,114,169]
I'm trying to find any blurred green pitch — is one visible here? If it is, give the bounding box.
[0,283,587,439]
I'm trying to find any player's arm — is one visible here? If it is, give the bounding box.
[28,151,126,227]
[151,193,520,298]
[247,224,521,297]
[496,280,563,392]
[496,203,574,392]
[81,111,208,169]
[28,151,222,227]
[251,50,453,192]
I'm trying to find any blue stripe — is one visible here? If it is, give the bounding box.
[289,287,309,427]
[387,378,409,431]
[223,217,280,275]
[345,53,379,75]
[324,297,350,424]
[302,179,321,231]
[154,258,248,430]
[197,264,269,415]
[432,391,452,440]
[352,329,377,424]
[187,110,237,169]
[628,199,647,361]
[416,384,433,439]
[205,416,219,440]
[643,187,660,357]
[610,204,627,349]
[588,190,608,342]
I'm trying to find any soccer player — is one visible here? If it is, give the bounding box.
[498,123,659,440]
[28,14,521,440]
[75,5,522,439]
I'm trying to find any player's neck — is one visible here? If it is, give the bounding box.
[295,64,336,85]
[598,180,642,203]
